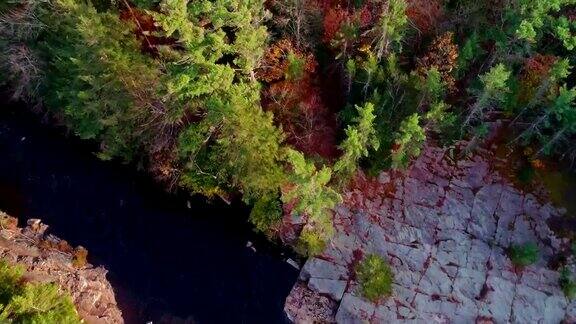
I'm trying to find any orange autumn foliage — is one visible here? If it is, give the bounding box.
[416,31,459,91]
[256,39,317,83]
[323,6,349,43]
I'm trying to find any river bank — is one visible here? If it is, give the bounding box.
[0,99,299,323]
[0,212,123,323]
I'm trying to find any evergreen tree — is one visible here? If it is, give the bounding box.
[372,0,408,59]
[282,149,341,255]
[521,86,576,156]
[463,64,511,128]
[334,102,380,178]
[178,83,286,201]
[249,194,283,234]
[391,114,426,169]
[515,0,576,50]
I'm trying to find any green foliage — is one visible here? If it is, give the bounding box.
[249,194,283,234]
[560,267,576,300]
[0,261,80,323]
[285,52,306,81]
[356,254,394,302]
[179,83,286,201]
[508,242,539,267]
[425,101,458,144]
[283,149,341,254]
[519,85,576,156]
[373,0,408,58]
[0,261,22,305]
[334,102,379,178]
[550,59,572,82]
[23,0,160,161]
[391,114,426,169]
[418,68,445,105]
[152,0,268,77]
[463,64,511,128]
[4,0,576,245]
[297,230,327,256]
[483,64,511,93]
[342,51,421,174]
[538,86,576,155]
[457,32,484,77]
[515,0,576,50]
[1,0,281,206]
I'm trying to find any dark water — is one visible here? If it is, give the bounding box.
[0,99,299,323]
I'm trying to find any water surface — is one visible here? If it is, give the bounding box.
[0,99,298,323]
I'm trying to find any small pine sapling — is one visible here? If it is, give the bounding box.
[560,267,576,300]
[508,242,539,267]
[356,254,394,302]
[391,114,426,169]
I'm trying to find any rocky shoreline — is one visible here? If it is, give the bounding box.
[285,143,576,323]
[0,212,123,324]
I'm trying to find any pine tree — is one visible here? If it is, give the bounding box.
[282,149,341,255]
[26,0,161,161]
[372,0,408,59]
[249,194,283,234]
[212,83,287,201]
[515,0,576,50]
[334,102,380,178]
[521,86,576,155]
[178,83,286,201]
[391,113,426,169]
[463,64,511,128]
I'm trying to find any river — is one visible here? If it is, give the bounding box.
[0,98,299,323]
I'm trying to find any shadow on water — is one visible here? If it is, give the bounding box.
[0,98,299,323]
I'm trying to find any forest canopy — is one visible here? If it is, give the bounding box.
[1,0,576,254]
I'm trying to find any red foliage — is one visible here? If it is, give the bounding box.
[343,171,397,209]
[320,1,382,43]
[293,91,339,158]
[323,6,349,43]
[258,39,339,159]
[264,77,339,159]
[406,0,443,35]
[518,54,558,103]
[357,3,378,29]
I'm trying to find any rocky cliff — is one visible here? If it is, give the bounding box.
[0,212,123,324]
[285,142,576,323]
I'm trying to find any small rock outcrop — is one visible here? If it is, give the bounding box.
[0,212,123,324]
[285,143,576,323]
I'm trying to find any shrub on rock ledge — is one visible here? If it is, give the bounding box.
[356,254,394,302]
[0,261,81,323]
[508,242,539,267]
[560,267,576,300]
